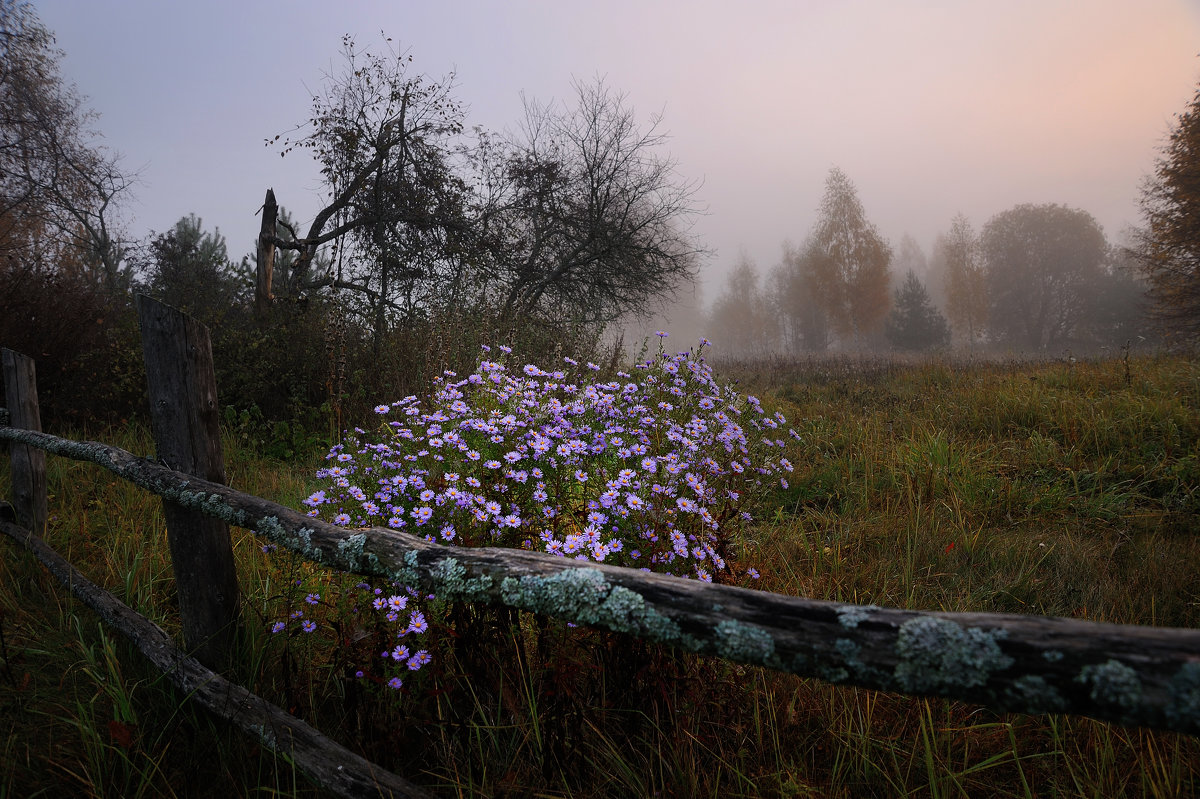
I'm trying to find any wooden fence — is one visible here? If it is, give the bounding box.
[2,298,1200,798]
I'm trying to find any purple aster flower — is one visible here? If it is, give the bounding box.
[375,405,390,414]
[407,611,428,634]
[270,621,285,634]
[388,677,404,690]
[302,620,317,633]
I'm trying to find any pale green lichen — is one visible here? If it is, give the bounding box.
[390,550,421,585]
[714,619,775,664]
[1166,662,1200,729]
[893,616,1012,693]
[255,516,323,562]
[1078,659,1142,711]
[836,604,879,629]
[336,533,381,573]
[163,487,249,528]
[497,568,694,648]
[1005,675,1066,712]
[1042,649,1064,663]
[255,723,277,750]
[831,637,862,683]
[429,556,493,602]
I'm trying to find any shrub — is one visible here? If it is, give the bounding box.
[304,336,794,582]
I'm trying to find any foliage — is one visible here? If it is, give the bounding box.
[478,79,705,325]
[303,337,790,583]
[708,255,779,358]
[804,167,893,344]
[269,35,471,352]
[0,262,144,429]
[771,240,832,352]
[981,203,1107,351]
[1089,247,1157,350]
[1137,82,1200,341]
[135,215,248,328]
[885,270,950,352]
[267,40,702,343]
[0,0,134,289]
[939,212,988,347]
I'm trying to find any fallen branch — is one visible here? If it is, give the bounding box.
[0,517,431,799]
[2,425,1199,736]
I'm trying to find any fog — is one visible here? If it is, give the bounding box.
[33,0,1200,354]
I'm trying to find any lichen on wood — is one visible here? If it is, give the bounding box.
[5,424,1200,736]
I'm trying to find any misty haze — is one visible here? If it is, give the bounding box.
[3,1,1200,796]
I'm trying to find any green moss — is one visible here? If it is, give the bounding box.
[893,616,1013,693]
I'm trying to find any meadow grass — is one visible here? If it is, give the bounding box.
[1,353,1198,797]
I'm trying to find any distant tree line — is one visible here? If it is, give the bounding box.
[707,167,1162,358]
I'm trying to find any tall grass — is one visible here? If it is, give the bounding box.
[2,353,1199,797]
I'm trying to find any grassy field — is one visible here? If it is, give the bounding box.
[2,353,1199,797]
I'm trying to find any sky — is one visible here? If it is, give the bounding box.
[32,0,1200,309]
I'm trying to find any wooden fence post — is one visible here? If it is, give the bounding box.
[1,349,47,536]
[136,294,240,670]
[255,187,277,317]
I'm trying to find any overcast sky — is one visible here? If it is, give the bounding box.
[34,0,1200,304]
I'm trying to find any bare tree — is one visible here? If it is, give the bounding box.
[263,35,471,346]
[0,0,134,288]
[481,79,706,325]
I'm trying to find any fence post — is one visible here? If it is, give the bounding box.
[1,348,47,536]
[255,187,277,317]
[136,294,240,671]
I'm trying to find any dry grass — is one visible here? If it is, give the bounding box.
[2,353,1199,797]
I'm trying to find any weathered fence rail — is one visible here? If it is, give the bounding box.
[0,514,429,799]
[3,423,1200,739]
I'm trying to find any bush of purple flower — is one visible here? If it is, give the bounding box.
[269,335,795,690]
[304,336,796,583]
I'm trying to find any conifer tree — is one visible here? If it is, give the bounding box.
[885,270,950,351]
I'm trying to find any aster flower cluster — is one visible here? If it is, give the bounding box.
[265,572,434,691]
[304,338,796,583]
